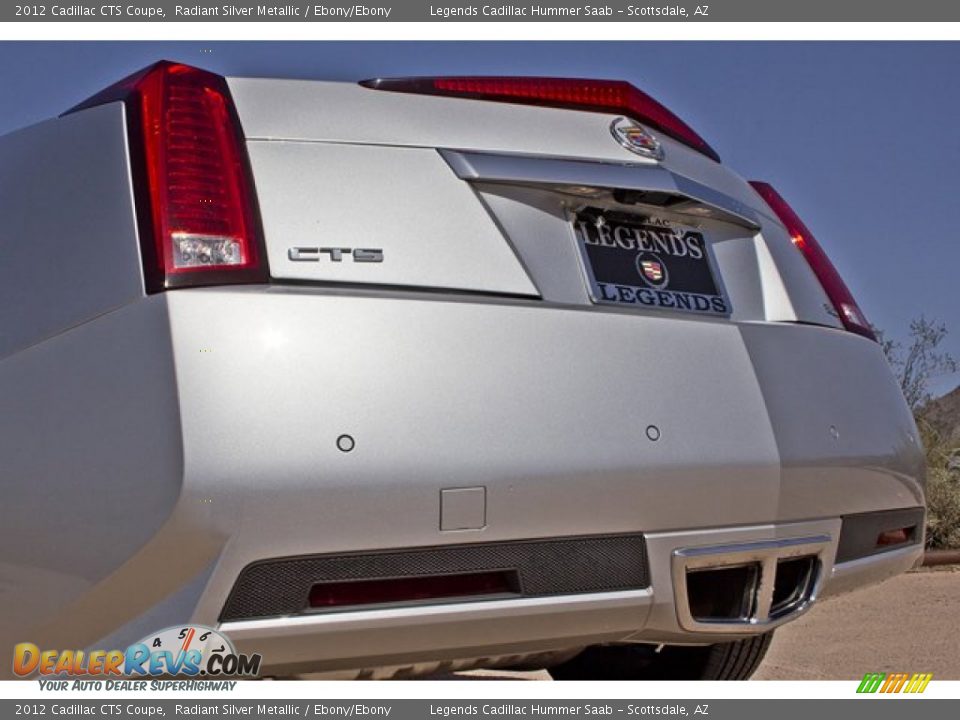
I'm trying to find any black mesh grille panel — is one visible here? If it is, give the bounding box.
[835,507,925,563]
[220,533,649,621]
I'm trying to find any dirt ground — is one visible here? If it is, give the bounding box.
[457,565,960,681]
[754,565,960,680]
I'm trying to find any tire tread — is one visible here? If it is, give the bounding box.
[548,632,774,681]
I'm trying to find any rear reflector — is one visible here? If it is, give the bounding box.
[361,76,720,163]
[876,527,914,547]
[66,61,267,292]
[749,181,876,341]
[307,571,520,610]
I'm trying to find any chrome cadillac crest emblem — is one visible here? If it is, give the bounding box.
[610,116,663,160]
[636,252,669,289]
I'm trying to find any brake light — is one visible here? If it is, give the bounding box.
[361,76,720,163]
[66,61,267,292]
[307,571,519,609]
[749,181,876,342]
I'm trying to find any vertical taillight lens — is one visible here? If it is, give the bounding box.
[66,61,267,292]
[749,181,877,342]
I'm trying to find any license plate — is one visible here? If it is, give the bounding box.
[573,208,730,316]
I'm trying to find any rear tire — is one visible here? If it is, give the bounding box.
[547,633,773,680]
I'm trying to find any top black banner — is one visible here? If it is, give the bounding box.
[5,1,959,22]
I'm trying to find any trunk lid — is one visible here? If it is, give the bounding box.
[227,77,840,329]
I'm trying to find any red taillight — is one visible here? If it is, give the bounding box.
[67,61,267,292]
[361,76,720,163]
[749,181,876,342]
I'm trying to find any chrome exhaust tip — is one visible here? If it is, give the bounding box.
[672,535,831,633]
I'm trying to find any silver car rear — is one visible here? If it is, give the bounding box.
[0,63,925,679]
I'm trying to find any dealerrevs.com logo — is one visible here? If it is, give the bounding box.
[13,625,261,680]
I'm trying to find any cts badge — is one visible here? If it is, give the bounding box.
[288,247,384,262]
[610,117,663,160]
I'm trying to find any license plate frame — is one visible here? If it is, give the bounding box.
[573,208,731,317]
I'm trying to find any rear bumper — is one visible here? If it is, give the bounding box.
[0,287,925,675]
[219,519,923,677]
[225,588,653,677]
[823,543,924,600]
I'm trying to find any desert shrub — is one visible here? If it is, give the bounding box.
[879,317,960,549]
[918,422,960,549]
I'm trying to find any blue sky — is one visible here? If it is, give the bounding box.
[1,41,957,395]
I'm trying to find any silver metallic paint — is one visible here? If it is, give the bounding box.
[0,77,926,677]
[247,141,538,296]
[0,103,144,360]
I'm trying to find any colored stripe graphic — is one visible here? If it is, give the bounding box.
[857,672,932,693]
[881,672,908,693]
[905,673,933,693]
[857,673,886,693]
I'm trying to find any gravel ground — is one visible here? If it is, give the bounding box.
[754,565,960,680]
[455,566,960,681]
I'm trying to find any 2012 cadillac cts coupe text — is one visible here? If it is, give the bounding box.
[0,63,926,680]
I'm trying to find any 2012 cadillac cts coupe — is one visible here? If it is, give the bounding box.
[0,62,926,680]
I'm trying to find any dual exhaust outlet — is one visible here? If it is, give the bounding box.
[672,535,830,632]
